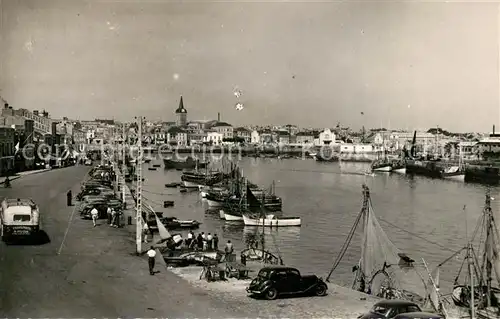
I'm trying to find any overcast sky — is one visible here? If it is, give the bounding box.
[0,0,499,132]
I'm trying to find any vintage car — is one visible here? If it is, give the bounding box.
[246,266,328,300]
[357,300,423,319]
[0,198,41,241]
[393,312,443,319]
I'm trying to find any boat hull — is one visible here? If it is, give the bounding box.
[242,214,301,227]
[223,211,243,221]
[391,167,406,174]
[372,165,392,172]
[207,199,223,207]
[182,180,202,188]
[442,173,465,181]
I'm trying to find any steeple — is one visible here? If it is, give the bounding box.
[175,95,187,126]
[175,96,187,114]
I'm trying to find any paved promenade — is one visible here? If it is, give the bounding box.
[0,165,248,317]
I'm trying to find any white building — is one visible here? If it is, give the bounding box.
[339,143,374,153]
[251,130,260,144]
[314,128,335,146]
[204,131,223,145]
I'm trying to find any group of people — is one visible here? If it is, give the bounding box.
[185,231,219,251]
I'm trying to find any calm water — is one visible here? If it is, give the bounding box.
[140,157,498,292]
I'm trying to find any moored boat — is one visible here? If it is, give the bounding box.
[391,160,406,174]
[242,214,301,227]
[440,165,465,181]
[163,156,208,170]
[371,159,392,172]
[223,210,244,221]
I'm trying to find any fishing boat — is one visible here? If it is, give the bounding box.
[440,146,465,181]
[163,156,208,170]
[371,133,392,172]
[223,210,244,221]
[391,159,406,174]
[326,184,426,304]
[147,216,201,231]
[371,159,392,172]
[445,190,500,318]
[242,214,301,227]
[165,182,179,188]
[181,170,225,188]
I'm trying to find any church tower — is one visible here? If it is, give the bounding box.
[175,95,187,126]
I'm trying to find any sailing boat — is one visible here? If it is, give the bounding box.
[440,144,465,181]
[326,184,426,303]
[371,132,392,172]
[449,190,500,318]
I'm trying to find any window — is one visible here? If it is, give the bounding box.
[13,214,31,222]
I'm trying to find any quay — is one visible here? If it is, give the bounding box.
[0,165,250,318]
[110,160,386,318]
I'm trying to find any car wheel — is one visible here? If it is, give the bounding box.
[315,283,327,296]
[264,287,278,300]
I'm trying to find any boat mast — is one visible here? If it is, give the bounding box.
[469,242,475,319]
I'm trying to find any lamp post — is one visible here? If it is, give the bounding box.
[135,116,143,255]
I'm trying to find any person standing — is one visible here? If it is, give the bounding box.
[225,240,234,261]
[111,208,118,228]
[90,207,99,227]
[207,233,213,250]
[107,206,112,225]
[213,234,219,251]
[66,190,72,206]
[146,247,156,275]
[143,222,149,243]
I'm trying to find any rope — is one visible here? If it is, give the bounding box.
[326,207,363,282]
[142,196,165,207]
[378,217,460,253]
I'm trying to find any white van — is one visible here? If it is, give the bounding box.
[0,198,41,241]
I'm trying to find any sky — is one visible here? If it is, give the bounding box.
[0,0,499,132]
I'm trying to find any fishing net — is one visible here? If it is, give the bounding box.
[356,196,427,303]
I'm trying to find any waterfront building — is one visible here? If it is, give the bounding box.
[276,131,290,144]
[211,122,233,140]
[175,96,187,126]
[166,126,187,146]
[250,130,260,144]
[204,131,223,145]
[317,128,335,146]
[234,127,251,143]
[295,131,315,144]
[339,143,374,154]
[0,126,16,175]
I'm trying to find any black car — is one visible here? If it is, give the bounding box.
[358,300,422,319]
[246,266,328,300]
[393,312,443,319]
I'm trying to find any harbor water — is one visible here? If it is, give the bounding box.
[140,156,496,293]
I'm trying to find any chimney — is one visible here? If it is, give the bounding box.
[494,124,496,135]
[217,112,220,122]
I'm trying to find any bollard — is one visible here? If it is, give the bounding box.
[128,216,132,225]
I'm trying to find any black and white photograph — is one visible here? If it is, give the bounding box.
[1,0,499,318]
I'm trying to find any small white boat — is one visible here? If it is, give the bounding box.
[182,180,201,188]
[242,214,301,227]
[391,167,406,174]
[372,165,392,172]
[223,211,243,221]
[441,166,465,182]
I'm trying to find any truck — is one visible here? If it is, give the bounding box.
[0,198,41,241]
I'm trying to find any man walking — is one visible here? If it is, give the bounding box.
[147,247,156,275]
[111,208,118,228]
[66,190,72,206]
[90,207,99,227]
